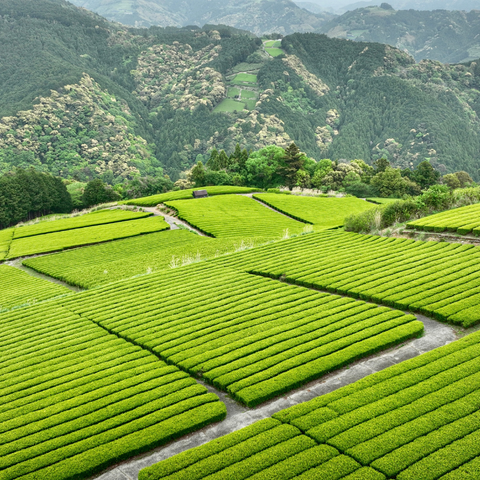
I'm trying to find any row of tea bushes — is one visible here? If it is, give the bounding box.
[407,203,480,235]
[210,230,480,327]
[23,230,270,289]
[253,194,375,228]
[0,265,71,311]
[140,331,480,480]
[61,263,422,407]
[12,209,151,239]
[0,303,225,480]
[165,195,304,238]
[139,418,380,480]
[7,216,169,259]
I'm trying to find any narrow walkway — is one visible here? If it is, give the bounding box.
[6,258,83,292]
[142,206,207,237]
[92,315,456,480]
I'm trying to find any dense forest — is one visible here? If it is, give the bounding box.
[0,0,479,185]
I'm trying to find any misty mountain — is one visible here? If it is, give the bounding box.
[296,0,480,14]
[69,0,334,35]
[320,5,480,63]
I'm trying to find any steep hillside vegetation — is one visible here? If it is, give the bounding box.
[69,0,333,34]
[320,5,480,63]
[1,0,480,182]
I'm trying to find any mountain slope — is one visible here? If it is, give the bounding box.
[69,0,333,34]
[320,5,480,63]
[1,0,480,182]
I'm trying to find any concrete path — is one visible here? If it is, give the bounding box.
[91,314,456,480]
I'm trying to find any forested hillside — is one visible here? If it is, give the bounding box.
[1,0,480,182]
[320,5,480,63]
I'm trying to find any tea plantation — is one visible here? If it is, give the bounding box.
[142,331,480,480]
[165,195,305,238]
[407,203,480,235]
[1,191,480,479]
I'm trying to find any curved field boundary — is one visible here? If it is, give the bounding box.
[7,217,169,259]
[165,195,304,239]
[140,326,480,480]
[12,210,152,239]
[0,264,72,311]
[253,193,375,227]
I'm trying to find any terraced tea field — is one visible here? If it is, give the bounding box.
[7,216,169,259]
[0,227,13,260]
[2,189,480,480]
[0,303,225,480]
[125,186,259,207]
[166,194,305,238]
[211,230,480,327]
[142,331,480,479]
[0,264,71,310]
[254,194,375,228]
[60,263,422,407]
[24,230,267,289]
[13,209,151,238]
[407,203,480,235]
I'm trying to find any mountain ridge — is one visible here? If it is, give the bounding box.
[69,0,334,34]
[1,0,480,183]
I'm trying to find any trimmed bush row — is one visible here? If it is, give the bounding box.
[7,216,169,259]
[406,203,480,235]
[165,195,304,239]
[0,227,13,260]
[139,419,354,480]
[123,186,261,207]
[142,331,480,479]
[253,194,375,228]
[0,302,225,480]
[0,265,72,310]
[210,230,480,327]
[22,230,269,289]
[60,263,422,407]
[12,209,151,239]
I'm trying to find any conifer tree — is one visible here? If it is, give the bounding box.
[278,143,305,190]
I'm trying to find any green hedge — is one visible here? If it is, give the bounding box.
[60,263,422,407]
[0,302,225,480]
[7,216,169,259]
[124,186,261,206]
[210,230,480,327]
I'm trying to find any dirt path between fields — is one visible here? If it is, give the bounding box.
[6,258,84,292]
[141,206,208,236]
[91,314,456,480]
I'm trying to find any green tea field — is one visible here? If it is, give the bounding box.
[165,194,305,238]
[1,190,479,480]
[407,203,480,235]
[254,194,376,228]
